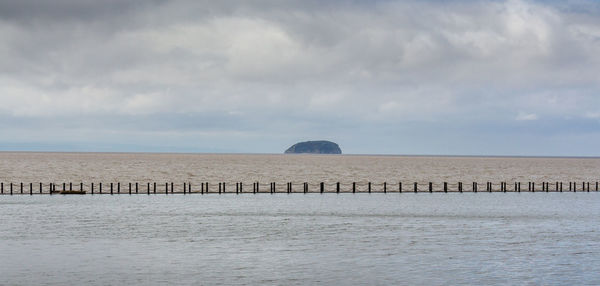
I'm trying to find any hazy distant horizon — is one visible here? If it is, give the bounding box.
[2,148,600,159]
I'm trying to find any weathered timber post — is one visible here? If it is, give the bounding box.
[147,182,150,195]
[171,182,174,194]
[69,182,72,191]
[239,182,241,193]
[383,182,387,193]
[532,182,535,192]
[20,182,23,194]
[80,182,83,192]
[429,182,432,193]
[444,182,447,193]
[320,182,324,193]
[596,182,598,192]
[29,183,32,195]
[129,183,132,195]
[40,182,42,194]
[368,182,371,193]
[91,182,94,195]
[11,182,14,195]
[1,182,3,194]
[236,182,239,194]
[528,182,531,192]
[165,182,168,195]
[185,182,187,194]
[111,182,114,195]
[219,182,222,194]
[135,182,138,194]
[399,182,402,193]
[414,182,418,193]
[560,182,563,192]
[100,182,103,194]
[304,182,307,193]
[517,182,520,192]
[117,182,120,194]
[459,182,462,193]
[153,182,156,194]
[352,182,356,193]
[586,182,589,192]
[337,182,340,193]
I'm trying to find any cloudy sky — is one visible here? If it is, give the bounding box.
[1,0,599,155]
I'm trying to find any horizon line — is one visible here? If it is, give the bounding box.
[1,150,599,159]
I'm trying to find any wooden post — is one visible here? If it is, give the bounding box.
[560,182,563,192]
[414,182,417,193]
[236,182,239,194]
[154,182,156,194]
[473,182,477,193]
[336,182,340,193]
[352,182,356,193]
[304,182,307,194]
[100,182,102,194]
[596,182,598,192]
[91,182,94,195]
[69,182,72,191]
[40,182,42,194]
[166,182,168,195]
[110,183,113,195]
[184,182,187,194]
[528,182,531,192]
[136,182,138,194]
[239,182,241,193]
[80,182,83,192]
[586,182,589,192]
[532,182,535,192]
[459,182,462,193]
[129,182,132,195]
[399,182,402,193]
[429,182,432,193]
[444,182,447,193]
[117,182,120,194]
[171,182,174,194]
[10,182,13,195]
[320,182,324,193]
[29,183,32,195]
[504,182,506,193]
[1,182,3,194]
[219,182,222,194]
[21,182,23,194]
[368,182,371,193]
[383,182,387,193]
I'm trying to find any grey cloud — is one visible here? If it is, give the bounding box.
[1,0,600,154]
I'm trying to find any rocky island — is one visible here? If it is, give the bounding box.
[284,140,342,154]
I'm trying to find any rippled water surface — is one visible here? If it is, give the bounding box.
[1,153,600,285]
[1,193,599,285]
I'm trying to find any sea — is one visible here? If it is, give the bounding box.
[1,152,599,285]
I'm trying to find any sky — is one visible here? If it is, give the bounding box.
[1,0,600,156]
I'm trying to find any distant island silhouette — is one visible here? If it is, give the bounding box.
[284,140,342,154]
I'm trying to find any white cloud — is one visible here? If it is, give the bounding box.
[516,112,539,121]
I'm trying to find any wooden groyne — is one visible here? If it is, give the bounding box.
[0,181,598,195]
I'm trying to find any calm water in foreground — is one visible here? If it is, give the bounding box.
[1,193,599,285]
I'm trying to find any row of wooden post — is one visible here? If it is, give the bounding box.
[0,181,598,194]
